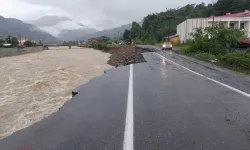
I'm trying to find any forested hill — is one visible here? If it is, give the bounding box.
[124,0,250,44]
[215,0,250,16]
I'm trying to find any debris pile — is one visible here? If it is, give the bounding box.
[107,46,146,67]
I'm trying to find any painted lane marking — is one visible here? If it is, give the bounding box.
[123,64,134,150]
[154,52,250,99]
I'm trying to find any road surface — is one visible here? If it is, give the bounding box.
[0,48,250,150]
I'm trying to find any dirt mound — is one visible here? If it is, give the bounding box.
[107,46,147,67]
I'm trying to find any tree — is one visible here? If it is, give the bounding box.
[230,0,245,13]
[246,0,250,10]
[24,41,35,47]
[123,29,131,40]
[130,22,141,39]
[188,27,245,54]
[0,39,5,44]
[0,39,5,47]
[215,0,246,15]
[196,3,206,10]
[5,35,11,44]
[11,37,19,47]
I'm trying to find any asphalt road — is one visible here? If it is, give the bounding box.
[1,49,250,150]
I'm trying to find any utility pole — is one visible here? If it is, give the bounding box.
[167,9,174,42]
[185,16,188,42]
[212,0,217,28]
[18,34,21,46]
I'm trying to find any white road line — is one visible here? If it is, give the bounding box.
[123,64,134,150]
[154,52,250,99]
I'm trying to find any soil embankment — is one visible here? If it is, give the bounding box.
[107,46,147,67]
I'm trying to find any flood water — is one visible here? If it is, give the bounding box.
[0,47,112,138]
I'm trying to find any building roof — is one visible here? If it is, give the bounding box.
[167,35,179,38]
[241,40,250,45]
[214,10,250,18]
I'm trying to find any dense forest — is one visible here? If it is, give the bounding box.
[124,0,250,44]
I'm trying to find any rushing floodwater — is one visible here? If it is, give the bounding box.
[0,47,112,138]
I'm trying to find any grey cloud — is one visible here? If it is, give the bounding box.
[21,0,212,28]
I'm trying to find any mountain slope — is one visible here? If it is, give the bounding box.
[0,15,59,43]
[78,23,133,40]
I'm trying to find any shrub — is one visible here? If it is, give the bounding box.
[24,41,36,47]
[91,41,108,51]
[193,52,217,61]
[245,48,250,54]
[135,39,143,44]
[188,27,244,55]
[219,52,250,70]
[91,41,98,48]
[98,42,108,51]
[180,46,193,54]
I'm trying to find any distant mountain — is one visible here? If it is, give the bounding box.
[27,15,141,41]
[78,22,143,40]
[78,23,133,40]
[0,15,59,43]
[29,15,97,41]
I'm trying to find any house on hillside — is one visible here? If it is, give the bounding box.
[177,10,250,43]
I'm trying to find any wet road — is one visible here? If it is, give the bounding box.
[1,50,250,149]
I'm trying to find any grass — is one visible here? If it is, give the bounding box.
[192,53,218,62]
[155,43,163,47]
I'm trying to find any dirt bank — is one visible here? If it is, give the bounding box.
[0,47,112,138]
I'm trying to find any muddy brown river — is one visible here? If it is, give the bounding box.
[0,46,112,138]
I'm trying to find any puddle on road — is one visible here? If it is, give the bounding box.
[0,47,112,138]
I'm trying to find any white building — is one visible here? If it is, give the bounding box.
[177,10,250,43]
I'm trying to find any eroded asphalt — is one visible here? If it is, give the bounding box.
[1,46,250,149]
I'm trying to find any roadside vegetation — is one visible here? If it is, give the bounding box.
[90,36,125,52]
[90,36,109,52]
[91,41,108,51]
[180,27,250,74]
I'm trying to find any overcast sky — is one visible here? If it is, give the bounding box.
[0,0,211,28]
